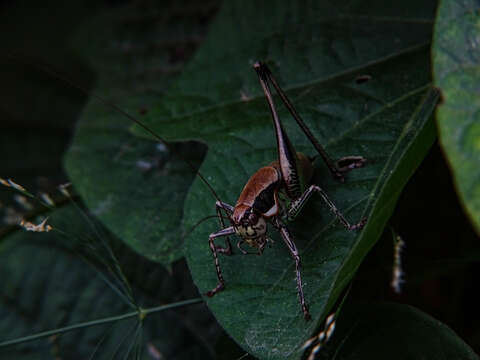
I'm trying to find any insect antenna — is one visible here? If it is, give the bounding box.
[183,214,224,240]
[7,53,224,205]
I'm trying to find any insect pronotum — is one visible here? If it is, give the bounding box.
[205,62,367,320]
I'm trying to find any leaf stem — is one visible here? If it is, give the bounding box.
[0,297,202,348]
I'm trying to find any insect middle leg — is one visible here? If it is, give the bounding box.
[288,185,366,230]
[273,218,311,320]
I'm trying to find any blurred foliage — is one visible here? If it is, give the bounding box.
[433,0,480,234]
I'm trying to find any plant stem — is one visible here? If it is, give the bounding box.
[0,297,202,347]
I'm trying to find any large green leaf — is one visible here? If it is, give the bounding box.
[0,205,216,359]
[64,0,221,265]
[312,303,478,359]
[133,2,438,358]
[63,1,439,358]
[432,0,480,234]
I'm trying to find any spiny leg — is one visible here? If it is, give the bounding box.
[206,226,236,297]
[253,61,301,198]
[288,184,366,230]
[216,200,234,213]
[274,218,311,320]
[215,201,234,254]
[254,61,366,182]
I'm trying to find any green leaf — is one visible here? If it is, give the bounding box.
[0,205,215,359]
[311,303,478,359]
[63,1,439,358]
[432,0,480,234]
[63,0,221,265]
[130,2,438,358]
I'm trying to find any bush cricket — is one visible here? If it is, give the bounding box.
[206,62,367,320]
[16,57,367,321]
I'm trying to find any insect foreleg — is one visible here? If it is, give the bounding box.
[216,201,234,213]
[215,201,234,254]
[288,185,366,230]
[273,218,311,320]
[207,226,236,297]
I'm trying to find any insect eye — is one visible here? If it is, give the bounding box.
[248,212,258,223]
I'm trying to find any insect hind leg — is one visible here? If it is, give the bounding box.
[273,218,311,320]
[255,61,366,182]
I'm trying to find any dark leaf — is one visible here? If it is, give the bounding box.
[59,1,440,357]
[311,303,478,360]
[0,204,216,359]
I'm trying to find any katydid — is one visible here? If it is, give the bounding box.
[205,62,366,320]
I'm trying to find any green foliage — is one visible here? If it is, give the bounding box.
[1,0,479,359]
[133,2,438,357]
[0,205,215,359]
[433,0,480,234]
[64,0,219,264]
